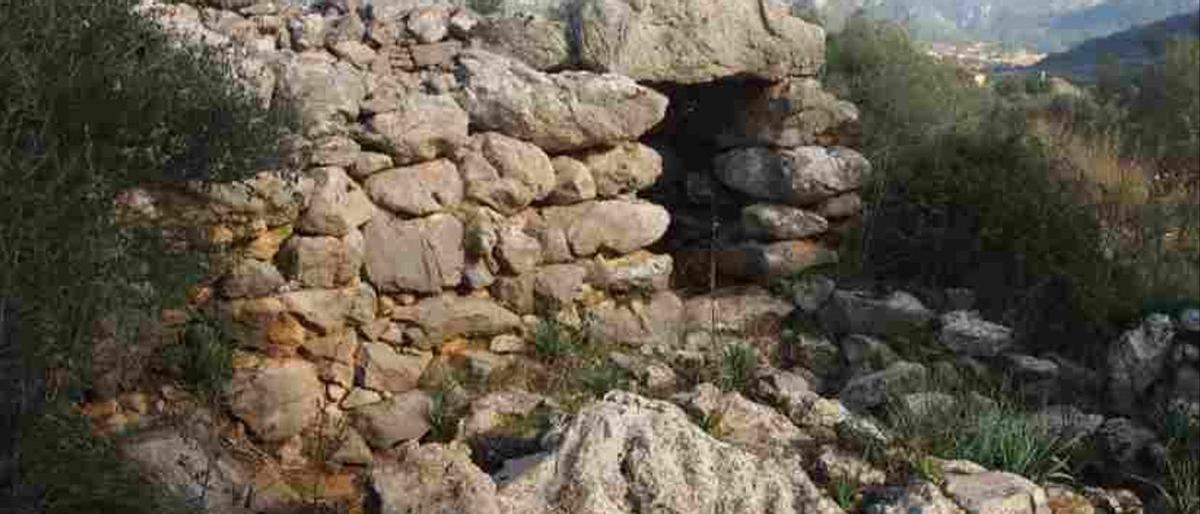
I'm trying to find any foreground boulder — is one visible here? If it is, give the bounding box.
[370,441,501,514]
[573,0,825,83]
[495,391,842,514]
[456,50,668,153]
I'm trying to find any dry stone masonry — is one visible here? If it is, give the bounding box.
[92,1,1181,513]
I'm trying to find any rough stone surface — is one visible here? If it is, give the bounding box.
[476,15,571,70]
[456,49,668,153]
[865,482,965,514]
[819,289,934,337]
[741,203,829,241]
[363,211,464,293]
[228,360,323,443]
[714,146,870,206]
[588,251,673,293]
[939,310,1016,357]
[495,391,841,514]
[364,159,463,216]
[371,441,502,514]
[360,343,432,393]
[1107,314,1175,413]
[577,142,664,198]
[547,156,598,204]
[121,427,297,514]
[221,258,286,299]
[839,361,927,411]
[573,0,825,83]
[586,291,685,346]
[298,167,374,236]
[461,390,547,440]
[943,469,1051,514]
[676,384,809,456]
[684,287,793,336]
[406,294,523,344]
[362,93,468,165]
[558,200,671,257]
[352,390,432,449]
[277,232,364,289]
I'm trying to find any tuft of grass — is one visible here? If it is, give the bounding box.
[884,387,1077,484]
[718,343,757,394]
[580,362,630,397]
[698,411,727,440]
[426,371,469,443]
[828,478,858,511]
[532,319,581,362]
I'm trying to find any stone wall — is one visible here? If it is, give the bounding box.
[122,0,869,470]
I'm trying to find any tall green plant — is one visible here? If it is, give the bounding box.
[1,0,297,511]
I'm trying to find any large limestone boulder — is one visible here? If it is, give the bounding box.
[839,361,928,411]
[567,200,671,256]
[741,203,829,241]
[585,291,685,346]
[714,146,870,206]
[364,159,463,217]
[684,287,794,335]
[576,142,664,198]
[120,427,297,514]
[456,50,668,153]
[298,167,374,236]
[363,211,464,293]
[370,442,502,514]
[572,0,825,83]
[361,93,469,165]
[864,482,964,514]
[942,467,1051,514]
[360,343,432,393]
[462,132,559,211]
[1107,314,1175,414]
[227,359,323,443]
[475,15,572,70]
[352,390,433,449]
[276,51,366,133]
[818,289,934,337]
[674,384,810,456]
[401,294,524,344]
[939,310,1015,358]
[277,231,364,289]
[496,391,842,514]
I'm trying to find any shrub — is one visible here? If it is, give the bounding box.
[160,312,233,397]
[823,15,1186,357]
[1,0,297,510]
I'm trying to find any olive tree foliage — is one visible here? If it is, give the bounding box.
[0,0,298,389]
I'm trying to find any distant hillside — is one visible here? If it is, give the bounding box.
[797,0,1200,51]
[1035,11,1200,81]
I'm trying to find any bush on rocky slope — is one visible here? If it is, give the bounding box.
[0,0,297,510]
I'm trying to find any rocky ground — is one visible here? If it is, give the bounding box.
[72,1,1198,513]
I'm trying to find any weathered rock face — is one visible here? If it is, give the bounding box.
[1107,314,1175,414]
[456,50,669,152]
[573,0,826,84]
[942,467,1050,514]
[364,159,463,216]
[227,359,323,443]
[939,310,1015,357]
[121,427,298,514]
[495,391,841,514]
[363,211,464,293]
[370,442,502,514]
[714,146,871,207]
[353,390,433,449]
[819,290,934,337]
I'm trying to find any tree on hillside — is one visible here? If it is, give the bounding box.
[0,0,297,511]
